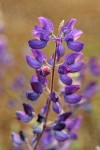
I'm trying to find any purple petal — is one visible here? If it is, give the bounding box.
[16,111,32,122]
[38,76,48,86]
[64,52,83,65]
[67,40,84,52]
[62,18,76,33]
[11,132,24,145]
[26,55,42,69]
[33,122,44,134]
[56,44,65,57]
[32,29,50,41]
[30,75,38,83]
[38,17,54,33]
[23,103,34,117]
[64,94,82,104]
[50,92,59,102]
[58,64,72,74]
[40,103,48,116]
[54,131,69,141]
[48,53,54,65]
[31,82,43,94]
[83,81,98,99]
[13,146,24,150]
[63,85,80,95]
[89,57,100,76]
[32,49,46,62]
[70,62,84,72]
[28,39,47,49]
[53,122,66,131]
[26,90,40,101]
[37,66,50,77]
[52,102,62,114]
[69,132,78,140]
[58,112,72,121]
[66,115,82,130]
[65,28,83,41]
[31,49,43,63]
[60,74,72,85]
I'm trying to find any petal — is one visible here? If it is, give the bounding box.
[66,115,82,130]
[64,52,83,65]
[30,75,38,83]
[28,39,47,49]
[52,102,62,114]
[69,132,78,140]
[26,90,40,101]
[16,111,32,123]
[64,94,82,104]
[53,122,66,131]
[67,40,84,52]
[33,122,44,134]
[58,112,72,121]
[31,82,43,94]
[83,81,98,99]
[50,92,59,102]
[38,76,48,86]
[11,132,24,145]
[26,55,42,69]
[54,130,69,142]
[63,85,80,95]
[40,103,48,116]
[89,57,100,76]
[70,62,84,72]
[32,29,50,41]
[32,49,46,63]
[37,66,50,77]
[56,44,65,57]
[62,18,76,33]
[23,103,34,117]
[48,53,54,65]
[38,17,54,33]
[58,64,71,74]
[31,49,43,63]
[65,28,83,41]
[13,146,24,150]
[59,74,72,85]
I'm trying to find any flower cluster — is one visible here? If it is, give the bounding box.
[12,17,84,150]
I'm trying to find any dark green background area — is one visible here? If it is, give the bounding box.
[0,0,100,150]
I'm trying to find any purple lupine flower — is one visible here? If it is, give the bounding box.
[12,17,84,149]
[11,131,25,145]
[12,75,25,90]
[83,81,98,100]
[61,85,82,104]
[64,28,84,52]
[26,49,46,69]
[16,103,36,123]
[89,57,100,76]
[26,90,41,101]
[29,17,54,49]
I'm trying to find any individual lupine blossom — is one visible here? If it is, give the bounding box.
[89,57,100,76]
[12,17,84,149]
[0,10,14,67]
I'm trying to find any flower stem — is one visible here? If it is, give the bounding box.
[34,49,57,150]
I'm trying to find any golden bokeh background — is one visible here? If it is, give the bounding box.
[0,0,100,150]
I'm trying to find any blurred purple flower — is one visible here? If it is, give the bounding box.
[89,57,100,76]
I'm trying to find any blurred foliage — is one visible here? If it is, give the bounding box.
[0,0,100,150]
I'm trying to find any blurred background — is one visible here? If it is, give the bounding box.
[0,0,100,150]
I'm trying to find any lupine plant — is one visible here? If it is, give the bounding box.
[11,17,85,150]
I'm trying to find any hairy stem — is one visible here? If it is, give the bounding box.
[34,49,57,150]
